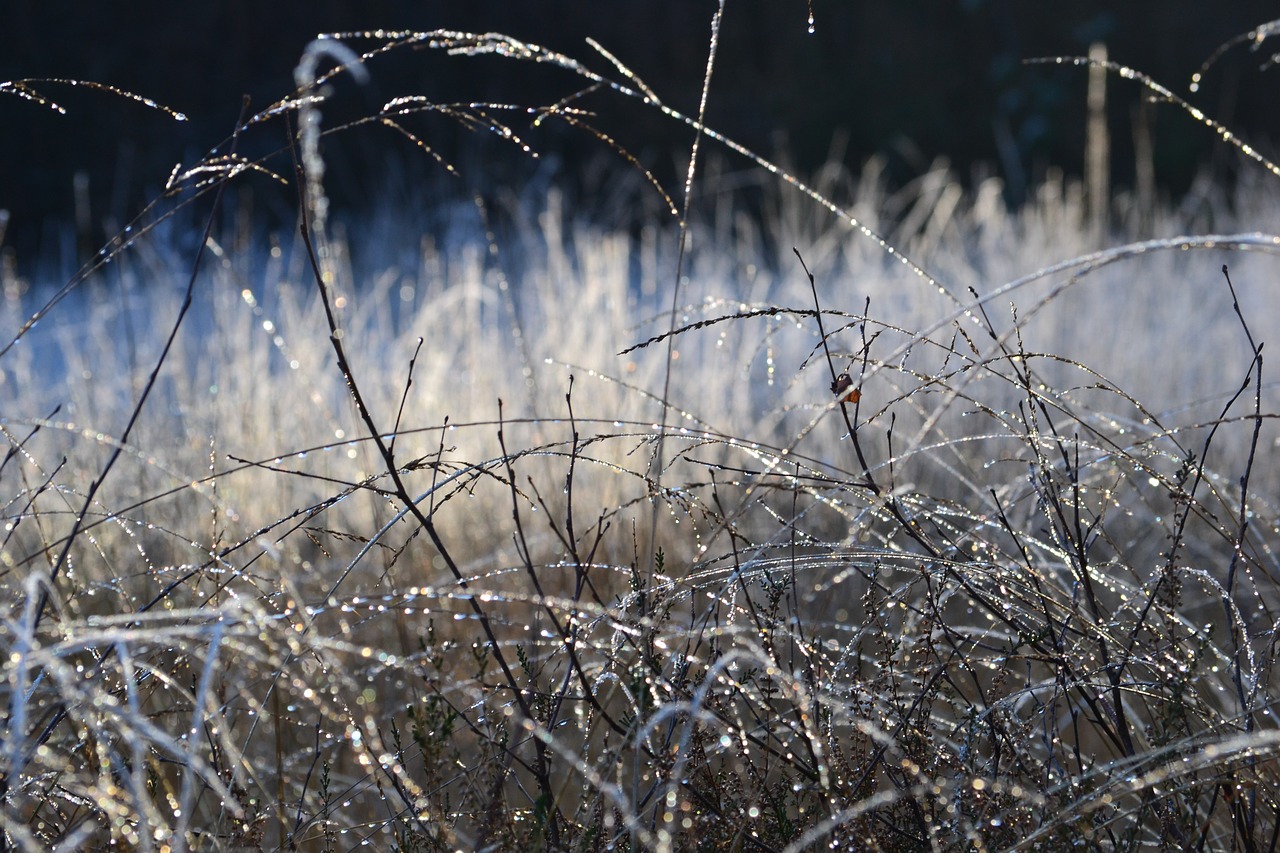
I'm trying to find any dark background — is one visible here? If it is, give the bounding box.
[2,1,1278,264]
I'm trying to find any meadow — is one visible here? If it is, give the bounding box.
[4,19,1280,852]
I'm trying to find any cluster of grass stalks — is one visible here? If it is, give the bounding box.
[6,14,1280,852]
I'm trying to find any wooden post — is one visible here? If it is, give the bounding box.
[1086,42,1110,244]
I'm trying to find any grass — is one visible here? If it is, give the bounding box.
[5,16,1280,852]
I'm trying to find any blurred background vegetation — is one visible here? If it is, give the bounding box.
[1,1,1277,264]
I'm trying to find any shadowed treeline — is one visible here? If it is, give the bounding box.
[1,1,1278,262]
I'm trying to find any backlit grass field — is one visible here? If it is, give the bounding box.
[5,19,1280,852]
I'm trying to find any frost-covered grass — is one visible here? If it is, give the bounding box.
[5,23,1280,852]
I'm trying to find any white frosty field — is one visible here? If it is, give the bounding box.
[6,26,1280,850]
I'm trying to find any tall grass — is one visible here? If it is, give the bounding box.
[5,17,1280,852]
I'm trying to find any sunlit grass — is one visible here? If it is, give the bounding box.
[5,21,1280,852]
